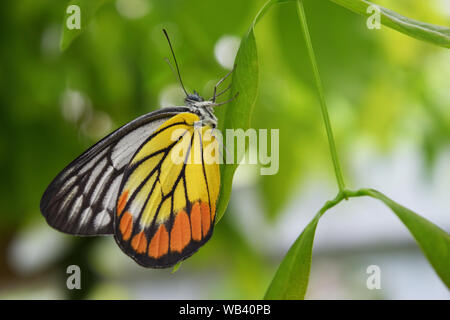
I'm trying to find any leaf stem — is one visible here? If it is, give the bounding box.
[296,0,346,192]
[316,188,373,219]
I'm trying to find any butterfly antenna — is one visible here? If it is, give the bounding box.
[163,29,188,97]
[164,58,181,87]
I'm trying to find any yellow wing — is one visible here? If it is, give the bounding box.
[113,113,220,268]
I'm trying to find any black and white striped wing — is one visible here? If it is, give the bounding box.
[40,107,189,235]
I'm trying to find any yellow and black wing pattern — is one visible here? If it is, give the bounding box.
[114,113,220,268]
[39,109,183,236]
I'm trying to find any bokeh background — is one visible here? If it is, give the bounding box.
[0,0,449,299]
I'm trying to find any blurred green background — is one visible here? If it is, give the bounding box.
[0,0,449,299]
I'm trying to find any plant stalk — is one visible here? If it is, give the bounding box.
[317,188,372,218]
[296,0,346,192]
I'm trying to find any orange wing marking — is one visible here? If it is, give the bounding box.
[148,224,169,259]
[131,231,148,254]
[119,212,133,240]
[190,202,202,241]
[200,202,211,237]
[170,210,191,253]
[117,190,129,216]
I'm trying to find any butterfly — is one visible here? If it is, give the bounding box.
[40,29,237,268]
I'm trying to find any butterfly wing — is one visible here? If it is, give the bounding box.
[114,112,220,268]
[40,107,190,236]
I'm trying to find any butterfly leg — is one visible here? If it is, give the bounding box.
[212,91,239,107]
[211,64,236,102]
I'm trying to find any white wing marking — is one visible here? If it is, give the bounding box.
[111,119,166,169]
[94,209,111,229]
[59,186,78,212]
[90,165,113,205]
[69,195,83,221]
[104,173,123,211]
[79,148,108,174]
[79,207,93,228]
[85,158,107,194]
[57,175,77,197]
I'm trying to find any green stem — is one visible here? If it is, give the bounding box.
[296,0,346,192]
[316,188,373,218]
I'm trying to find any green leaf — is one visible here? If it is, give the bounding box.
[214,1,272,222]
[328,0,450,48]
[215,0,297,222]
[60,0,112,51]
[365,189,450,288]
[263,187,450,299]
[263,192,343,300]
[264,215,319,299]
[171,261,182,274]
[214,27,258,222]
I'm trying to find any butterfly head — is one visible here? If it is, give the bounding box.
[185,91,204,103]
[162,29,237,129]
[185,91,217,128]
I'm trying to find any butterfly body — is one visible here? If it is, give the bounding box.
[41,97,221,268]
[40,29,238,268]
[184,91,218,128]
